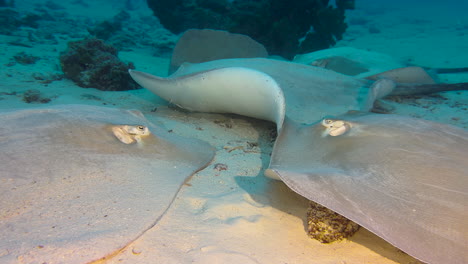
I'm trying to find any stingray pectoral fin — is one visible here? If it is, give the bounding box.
[129,68,286,131]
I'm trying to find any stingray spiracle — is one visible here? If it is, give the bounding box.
[112,125,150,144]
[321,119,352,137]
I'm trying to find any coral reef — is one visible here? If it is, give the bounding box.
[59,38,137,91]
[0,2,176,55]
[88,11,130,41]
[307,201,360,243]
[146,0,354,59]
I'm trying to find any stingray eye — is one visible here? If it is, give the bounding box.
[321,119,334,128]
[137,125,145,131]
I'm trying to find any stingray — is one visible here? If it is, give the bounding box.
[293,47,406,78]
[130,58,466,125]
[130,58,398,126]
[267,113,468,264]
[0,105,214,264]
[129,58,468,263]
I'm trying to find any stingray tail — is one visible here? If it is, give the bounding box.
[389,82,468,96]
[429,67,468,74]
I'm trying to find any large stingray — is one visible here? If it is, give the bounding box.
[0,105,214,263]
[268,113,468,264]
[130,58,397,126]
[129,58,468,263]
[130,58,466,125]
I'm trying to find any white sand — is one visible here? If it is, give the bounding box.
[1,0,467,263]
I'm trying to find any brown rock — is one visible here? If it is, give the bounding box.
[307,201,360,243]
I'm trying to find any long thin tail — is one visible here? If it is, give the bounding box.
[390,82,468,96]
[429,67,468,74]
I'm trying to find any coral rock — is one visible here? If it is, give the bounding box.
[59,38,137,91]
[307,201,360,243]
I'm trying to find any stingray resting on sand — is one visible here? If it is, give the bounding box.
[129,56,468,264]
[293,46,468,80]
[0,105,214,264]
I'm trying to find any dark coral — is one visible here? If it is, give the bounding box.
[87,11,130,40]
[59,38,137,91]
[146,0,354,59]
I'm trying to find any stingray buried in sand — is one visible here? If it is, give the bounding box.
[0,105,214,263]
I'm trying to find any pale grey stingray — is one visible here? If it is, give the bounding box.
[130,58,396,126]
[0,105,214,264]
[267,113,468,264]
[130,58,466,125]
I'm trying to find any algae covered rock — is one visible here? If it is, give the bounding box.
[59,38,137,91]
[307,201,360,243]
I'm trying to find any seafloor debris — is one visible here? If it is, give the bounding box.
[13,52,40,65]
[223,140,261,154]
[213,163,228,171]
[213,118,234,129]
[31,72,63,84]
[22,89,51,103]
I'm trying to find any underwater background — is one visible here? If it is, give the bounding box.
[0,0,467,263]
[1,0,467,123]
